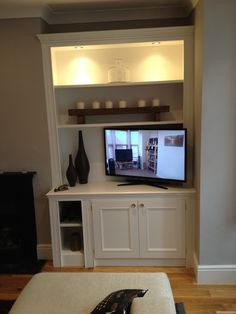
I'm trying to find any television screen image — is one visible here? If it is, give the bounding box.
[115,149,133,162]
[104,127,187,184]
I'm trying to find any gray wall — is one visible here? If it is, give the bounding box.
[194,0,204,260]
[195,0,236,265]
[0,18,52,246]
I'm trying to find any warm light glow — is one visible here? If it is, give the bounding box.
[67,57,101,85]
[71,57,91,84]
[51,40,184,85]
[140,55,169,81]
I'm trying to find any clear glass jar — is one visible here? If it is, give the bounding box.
[108,58,130,83]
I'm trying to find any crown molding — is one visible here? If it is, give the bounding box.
[0,4,50,20]
[47,5,187,24]
[0,2,197,24]
[183,0,199,15]
[191,0,199,7]
[0,1,198,24]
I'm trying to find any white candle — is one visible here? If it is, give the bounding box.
[76,101,85,109]
[152,98,160,107]
[105,100,113,109]
[119,100,127,108]
[92,101,100,109]
[138,99,146,107]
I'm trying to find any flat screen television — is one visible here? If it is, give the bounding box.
[104,126,187,189]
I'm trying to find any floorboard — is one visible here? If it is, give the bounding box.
[0,261,236,313]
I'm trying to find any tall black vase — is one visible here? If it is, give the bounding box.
[75,130,90,184]
[66,154,77,187]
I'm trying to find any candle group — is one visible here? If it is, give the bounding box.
[75,98,161,109]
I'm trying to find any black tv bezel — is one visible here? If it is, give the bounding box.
[103,124,187,185]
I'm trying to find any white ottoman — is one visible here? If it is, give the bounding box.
[9,272,176,314]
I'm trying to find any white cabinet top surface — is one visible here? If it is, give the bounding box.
[47,181,196,199]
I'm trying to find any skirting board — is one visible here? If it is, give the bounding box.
[37,244,52,260]
[94,258,186,267]
[193,253,236,284]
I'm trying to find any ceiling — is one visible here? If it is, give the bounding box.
[0,0,199,24]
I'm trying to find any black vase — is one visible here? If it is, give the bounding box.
[75,130,90,184]
[66,154,77,186]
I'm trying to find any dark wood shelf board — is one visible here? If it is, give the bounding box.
[68,106,169,124]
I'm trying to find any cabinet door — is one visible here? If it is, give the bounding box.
[92,199,139,258]
[138,198,185,258]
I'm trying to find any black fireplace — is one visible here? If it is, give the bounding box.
[0,172,42,273]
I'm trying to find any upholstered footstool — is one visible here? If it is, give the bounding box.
[9,272,176,314]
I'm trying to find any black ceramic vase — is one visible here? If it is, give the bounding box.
[75,130,90,184]
[66,154,77,186]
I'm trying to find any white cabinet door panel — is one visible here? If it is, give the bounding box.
[92,199,139,258]
[139,198,185,258]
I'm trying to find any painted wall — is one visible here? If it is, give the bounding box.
[194,0,204,265]
[196,0,236,265]
[0,18,52,248]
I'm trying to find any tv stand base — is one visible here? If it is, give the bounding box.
[117,181,168,189]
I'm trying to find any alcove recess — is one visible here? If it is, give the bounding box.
[51,41,184,184]
[38,27,194,187]
[39,27,194,268]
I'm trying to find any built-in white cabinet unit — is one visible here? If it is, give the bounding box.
[47,182,195,267]
[39,27,194,268]
[92,198,185,260]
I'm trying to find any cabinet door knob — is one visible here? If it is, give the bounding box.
[139,203,144,208]
[130,203,136,208]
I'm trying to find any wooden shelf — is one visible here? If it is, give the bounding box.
[68,106,169,124]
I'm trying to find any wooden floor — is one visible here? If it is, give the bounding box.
[0,261,236,314]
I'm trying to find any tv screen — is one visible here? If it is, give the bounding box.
[104,126,187,185]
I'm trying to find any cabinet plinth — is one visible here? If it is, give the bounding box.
[68,106,169,124]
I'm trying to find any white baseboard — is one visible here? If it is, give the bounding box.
[193,253,236,283]
[94,258,186,267]
[37,244,52,260]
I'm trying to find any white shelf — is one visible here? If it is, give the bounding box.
[61,249,84,266]
[54,80,183,89]
[57,120,183,129]
[62,249,84,255]
[60,222,83,227]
